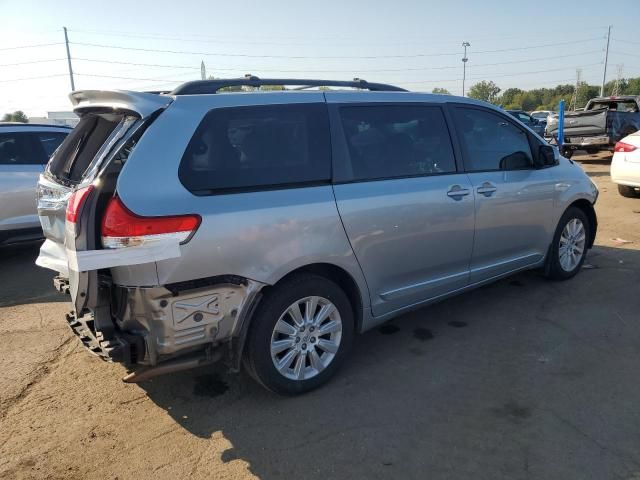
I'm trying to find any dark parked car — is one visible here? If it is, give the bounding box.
[506,110,546,136]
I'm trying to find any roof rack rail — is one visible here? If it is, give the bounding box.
[170,75,407,95]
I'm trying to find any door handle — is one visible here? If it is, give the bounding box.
[477,182,497,197]
[447,185,470,199]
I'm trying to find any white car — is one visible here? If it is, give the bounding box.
[611,131,640,198]
[530,110,553,123]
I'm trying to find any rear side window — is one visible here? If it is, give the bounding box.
[0,132,46,165]
[336,105,456,182]
[47,113,125,183]
[36,132,68,158]
[452,107,533,172]
[179,103,331,194]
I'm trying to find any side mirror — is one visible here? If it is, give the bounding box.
[536,144,556,168]
[500,151,532,170]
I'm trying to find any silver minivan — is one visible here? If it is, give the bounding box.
[36,78,598,394]
[0,123,69,245]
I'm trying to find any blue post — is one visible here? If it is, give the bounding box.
[558,99,565,147]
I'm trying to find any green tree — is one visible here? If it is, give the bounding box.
[624,78,640,95]
[468,81,501,104]
[499,88,523,108]
[575,82,599,109]
[2,110,28,123]
[431,87,451,95]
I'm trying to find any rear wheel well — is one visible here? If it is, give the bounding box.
[567,199,597,248]
[262,264,364,333]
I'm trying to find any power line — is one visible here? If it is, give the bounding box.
[0,73,68,83]
[471,63,601,79]
[75,72,195,83]
[471,37,603,54]
[0,42,64,51]
[615,39,640,46]
[610,50,640,59]
[70,42,461,59]
[66,25,611,46]
[73,63,603,87]
[0,58,66,67]
[69,37,603,60]
[70,50,602,74]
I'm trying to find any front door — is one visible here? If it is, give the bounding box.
[451,105,555,284]
[328,100,475,317]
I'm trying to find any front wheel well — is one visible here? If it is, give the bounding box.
[567,199,597,248]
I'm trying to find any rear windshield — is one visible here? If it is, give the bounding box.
[589,101,639,112]
[47,113,125,183]
[179,103,331,194]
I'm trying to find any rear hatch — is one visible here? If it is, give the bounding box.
[546,109,607,138]
[36,90,172,313]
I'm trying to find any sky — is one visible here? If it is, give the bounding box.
[1,0,639,117]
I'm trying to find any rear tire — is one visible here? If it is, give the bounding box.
[618,184,640,198]
[244,274,354,395]
[545,207,590,280]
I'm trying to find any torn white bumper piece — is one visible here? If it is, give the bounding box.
[36,238,182,274]
[36,239,70,276]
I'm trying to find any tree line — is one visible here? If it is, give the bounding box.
[432,76,640,111]
[2,111,28,122]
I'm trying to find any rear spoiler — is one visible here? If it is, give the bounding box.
[69,90,174,119]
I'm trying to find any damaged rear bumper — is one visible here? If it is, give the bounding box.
[58,275,265,373]
[65,309,145,365]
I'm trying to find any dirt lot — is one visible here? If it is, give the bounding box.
[1,153,639,480]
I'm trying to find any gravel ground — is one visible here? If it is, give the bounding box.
[1,152,639,480]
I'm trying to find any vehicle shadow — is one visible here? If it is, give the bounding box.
[137,244,640,479]
[0,242,67,307]
[573,156,613,166]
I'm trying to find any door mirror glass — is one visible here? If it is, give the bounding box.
[537,144,556,167]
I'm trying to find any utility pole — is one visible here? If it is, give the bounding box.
[569,68,582,111]
[600,25,611,97]
[462,41,470,96]
[63,26,75,91]
[612,64,623,96]
[200,60,206,80]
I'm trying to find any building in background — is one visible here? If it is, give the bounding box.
[28,111,78,127]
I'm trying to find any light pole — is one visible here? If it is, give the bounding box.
[462,41,470,97]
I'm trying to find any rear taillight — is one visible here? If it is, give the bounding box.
[101,196,201,248]
[614,142,637,153]
[65,185,94,223]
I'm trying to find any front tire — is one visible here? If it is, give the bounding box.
[545,207,590,280]
[560,147,573,159]
[244,274,354,395]
[618,184,640,198]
